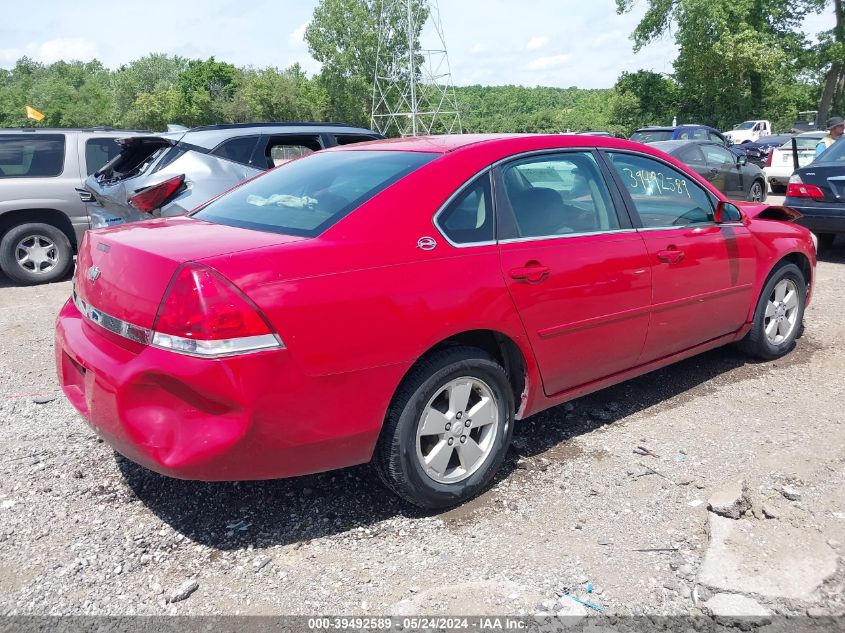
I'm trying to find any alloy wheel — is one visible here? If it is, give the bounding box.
[415,377,500,484]
[764,278,799,345]
[749,182,764,202]
[15,234,59,274]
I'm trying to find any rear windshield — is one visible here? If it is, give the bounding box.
[0,134,65,178]
[816,139,845,163]
[193,150,437,237]
[630,130,673,143]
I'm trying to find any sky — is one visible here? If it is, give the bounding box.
[0,0,833,89]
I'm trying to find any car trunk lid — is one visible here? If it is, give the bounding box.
[75,217,306,330]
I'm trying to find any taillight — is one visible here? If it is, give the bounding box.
[765,149,774,167]
[152,263,282,357]
[128,175,185,212]
[786,175,825,199]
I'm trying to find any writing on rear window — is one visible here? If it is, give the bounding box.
[621,167,692,198]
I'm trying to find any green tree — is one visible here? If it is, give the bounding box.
[616,0,824,129]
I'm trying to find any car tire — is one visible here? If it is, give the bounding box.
[738,262,806,360]
[769,182,786,195]
[0,222,73,285]
[747,180,765,202]
[374,345,515,509]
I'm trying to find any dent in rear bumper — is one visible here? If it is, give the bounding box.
[54,299,392,480]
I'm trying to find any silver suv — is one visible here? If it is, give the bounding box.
[0,127,144,284]
[84,122,382,226]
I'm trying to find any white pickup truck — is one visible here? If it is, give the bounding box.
[724,120,773,144]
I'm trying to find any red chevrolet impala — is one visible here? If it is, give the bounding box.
[55,135,816,508]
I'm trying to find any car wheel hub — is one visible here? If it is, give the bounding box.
[764,279,799,345]
[15,235,58,274]
[415,377,499,484]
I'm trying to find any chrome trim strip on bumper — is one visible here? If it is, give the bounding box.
[71,289,283,358]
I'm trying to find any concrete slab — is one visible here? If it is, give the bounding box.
[699,515,839,601]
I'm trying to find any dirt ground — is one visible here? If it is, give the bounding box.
[0,238,843,620]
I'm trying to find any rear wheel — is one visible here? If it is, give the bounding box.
[375,346,514,509]
[0,222,73,285]
[739,262,806,360]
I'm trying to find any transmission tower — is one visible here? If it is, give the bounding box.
[371,0,462,137]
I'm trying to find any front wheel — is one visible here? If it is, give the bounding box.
[738,262,806,360]
[374,346,515,509]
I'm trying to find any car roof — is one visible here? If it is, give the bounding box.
[180,122,380,150]
[327,133,661,156]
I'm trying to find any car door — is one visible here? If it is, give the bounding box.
[602,151,757,362]
[702,144,744,199]
[495,150,652,396]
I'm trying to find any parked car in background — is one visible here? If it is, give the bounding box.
[763,132,826,193]
[791,111,819,134]
[630,125,729,146]
[57,134,815,509]
[83,122,383,227]
[724,120,772,145]
[785,138,845,249]
[651,140,767,202]
[730,134,793,168]
[0,127,144,285]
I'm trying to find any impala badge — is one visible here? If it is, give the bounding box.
[87,265,101,282]
[417,236,437,251]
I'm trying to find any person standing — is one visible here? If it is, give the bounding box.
[816,116,844,157]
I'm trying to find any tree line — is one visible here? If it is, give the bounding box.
[0,0,841,136]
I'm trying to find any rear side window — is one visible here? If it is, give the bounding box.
[210,136,260,167]
[677,144,705,163]
[85,138,122,175]
[0,134,65,178]
[334,134,379,146]
[263,135,323,168]
[193,150,437,237]
[630,130,672,143]
[436,172,494,244]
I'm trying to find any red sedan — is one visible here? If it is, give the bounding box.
[55,135,816,508]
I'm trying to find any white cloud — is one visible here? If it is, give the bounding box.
[289,21,309,45]
[470,42,488,54]
[526,36,548,51]
[526,54,571,71]
[0,38,97,65]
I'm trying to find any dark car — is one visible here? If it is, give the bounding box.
[784,138,845,249]
[630,125,729,146]
[730,134,793,168]
[651,140,767,202]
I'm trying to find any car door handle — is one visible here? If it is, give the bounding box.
[656,247,685,264]
[509,262,550,282]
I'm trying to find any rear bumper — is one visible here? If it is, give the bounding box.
[785,200,845,234]
[55,298,393,481]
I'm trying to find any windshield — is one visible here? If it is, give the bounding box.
[734,121,756,130]
[816,139,845,163]
[630,130,673,143]
[193,150,437,237]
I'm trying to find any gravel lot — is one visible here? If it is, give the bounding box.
[0,236,843,620]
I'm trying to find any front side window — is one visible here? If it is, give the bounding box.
[436,172,494,244]
[607,152,715,228]
[193,150,437,237]
[0,134,65,178]
[85,138,123,175]
[501,152,620,238]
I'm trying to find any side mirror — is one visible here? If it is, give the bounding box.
[715,201,743,223]
[737,155,748,167]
